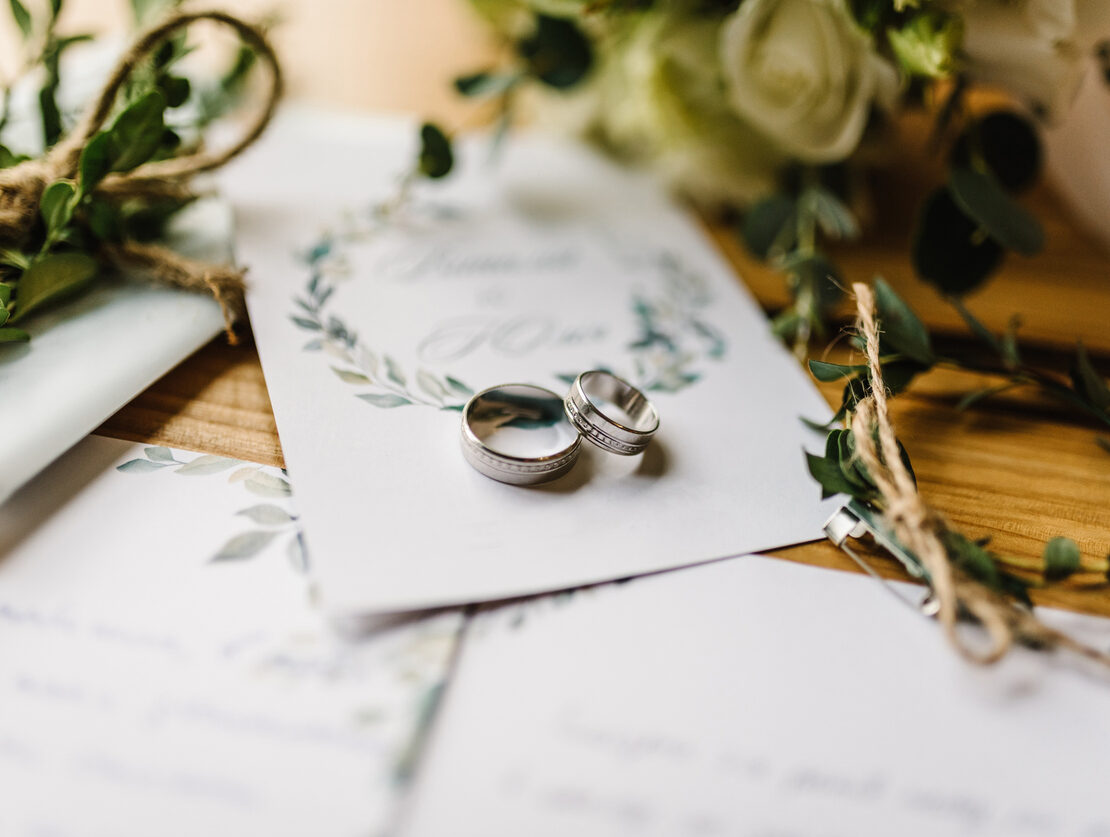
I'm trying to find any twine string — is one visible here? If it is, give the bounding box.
[0,10,283,336]
[850,281,1110,667]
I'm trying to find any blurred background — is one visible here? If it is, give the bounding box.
[0,0,496,123]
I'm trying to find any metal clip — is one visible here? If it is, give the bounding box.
[823,499,940,617]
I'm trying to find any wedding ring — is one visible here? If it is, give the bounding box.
[461,384,582,485]
[564,370,659,456]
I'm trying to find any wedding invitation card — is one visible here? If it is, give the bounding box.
[224,108,836,614]
[401,556,1110,837]
[0,436,461,837]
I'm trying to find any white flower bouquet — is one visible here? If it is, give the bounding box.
[422,0,1110,348]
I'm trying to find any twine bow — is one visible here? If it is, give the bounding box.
[0,10,283,338]
[850,281,1110,667]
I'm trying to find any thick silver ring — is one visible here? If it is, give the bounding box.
[564,370,659,456]
[461,384,582,485]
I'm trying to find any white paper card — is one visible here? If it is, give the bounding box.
[401,556,1110,837]
[0,200,228,502]
[0,436,461,837]
[224,107,834,614]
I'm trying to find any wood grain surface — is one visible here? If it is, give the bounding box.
[32,0,1108,617]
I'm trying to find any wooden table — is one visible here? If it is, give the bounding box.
[57,0,1110,618]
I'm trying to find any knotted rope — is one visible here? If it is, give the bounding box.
[849,281,1110,666]
[0,9,283,338]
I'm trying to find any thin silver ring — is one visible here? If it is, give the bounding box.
[461,383,582,485]
[564,370,659,456]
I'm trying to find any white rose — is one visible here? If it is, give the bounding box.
[587,12,788,208]
[720,0,893,164]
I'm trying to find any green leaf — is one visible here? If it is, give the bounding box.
[235,504,294,526]
[244,471,292,498]
[955,383,1016,412]
[8,0,32,40]
[384,355,407,387]
[107,91,167,172]
[39,80,62,148]
[445,375,473,397]
[175,454,239,475]
[912,187,1004,296]
[162,75,191,108]
[454,71,518,98]
[0,326,30,343]
[886,11,960,79]
[416,369,447,401]
[330,366,371,385]
[11,252,97,321]
[0,282,10,305]
[0,144,28,168]
[211,530,277,562]
[951,111,1042,194]
[1070,343,1110,411]
[290,315,320,331]
[357,393,412,408]
[39,180,76,236]
[116,458,169,473]
[418,122,454,180]
[808,359,865,382]
[741,195,795,259]
[79,132,116,193]
[85,197,121,242]
[144,446,176,463]
[873,277,933,365]
[0,307,7,327]
[517,14,593,89]
[807,188,859,241]
[804,450,857,499]
[1043,537,1081,581]
[943,529,999,586]
[948,167,1044,256]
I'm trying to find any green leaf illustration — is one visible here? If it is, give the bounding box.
[236,504,294,526]
[175,454,239,475]
[144,446,177,463]
[211,530,278,562]
[358,393,412,408]
[384,355,407,387]
[116,458,168,473]
[244,471,292,497]
[417,369,447,402]
[331,366,371,385]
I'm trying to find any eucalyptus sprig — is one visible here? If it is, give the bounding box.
[805,278,1110,597]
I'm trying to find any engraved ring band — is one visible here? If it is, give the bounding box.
[564,370,660,456]
[461,383,582,486]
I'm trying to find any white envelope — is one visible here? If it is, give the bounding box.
[0,199,229,501]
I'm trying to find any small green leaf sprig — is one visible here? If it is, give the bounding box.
[117,446,306,571]
[0,4,274,346]
[805,279,1110,596]
[415,13,594,184]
